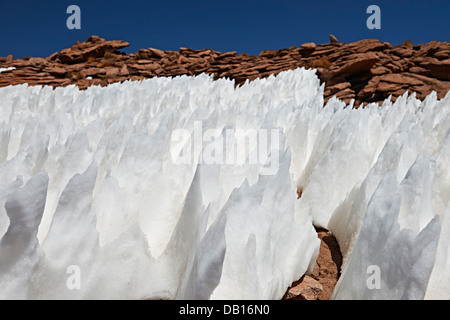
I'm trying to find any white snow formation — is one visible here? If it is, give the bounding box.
[0,68,448,300]
[0,67,15,73]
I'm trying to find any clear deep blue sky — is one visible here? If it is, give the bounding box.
[1,0,449,58]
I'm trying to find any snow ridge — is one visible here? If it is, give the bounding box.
[0,68,448,299]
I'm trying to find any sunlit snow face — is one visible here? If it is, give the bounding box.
[0,67,15,73]
[0,68,448,300]
[0,69,325,300]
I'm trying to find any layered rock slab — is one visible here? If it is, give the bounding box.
[1,37,450,106]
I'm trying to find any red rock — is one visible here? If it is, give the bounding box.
[44,66,67,77]
[357,80,381,100]
[147,48,165,59]
[215,64,236,71]
[322,52,379,81]
[8,59,30,68]
[334,88,356,103]
[301,42,316,50]
[259,50,278,58]
[58,36,130,63]
[65,62,90,72]
[165,66,189,76]
[378,73,424,86]
[377,81,403,92]
[419,58,450,80]
[415,40,440,57]
[105,67,120,77]
[252,63,272,71]
[135,49,150,60]
[195,49,212,57]
[80,67,106,77]
[160,57,172,66]
[371,66,390,76]
[391,46,413,58]
[284,276,323,300]
[404,72,446,86]
[434,50,450,60]
[267,61,294,71]
[385,62,402,73]
[344,39,390,54]
[135,59,152,65]
[324,82,351,96]
[128,63,160,71]
[329,34,339,44]
[283,228,342,301]
[28,57,48,67]
[411,56,434,65]
[179,47,195,54]
[410,84,434,99]
[176,55,189,64]
[119,64,129,76]
[310,44,342,59]
[216,51,238,59]
[274,49,290,57]
[408,66,430,76]
[48,52,59,61]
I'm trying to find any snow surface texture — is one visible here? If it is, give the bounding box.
[0,67,15,73]
[0,68,449,299]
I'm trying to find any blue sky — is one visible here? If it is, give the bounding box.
[1,0,449,58]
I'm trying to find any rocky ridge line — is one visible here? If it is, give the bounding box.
[1,35,450,106]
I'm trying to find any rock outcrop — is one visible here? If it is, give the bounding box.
[1,36,450,107]
[283,276,323,300]
[282,228,342,300]
[57,35,130,64]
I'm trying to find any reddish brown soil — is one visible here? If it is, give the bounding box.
[283,227,342,300]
